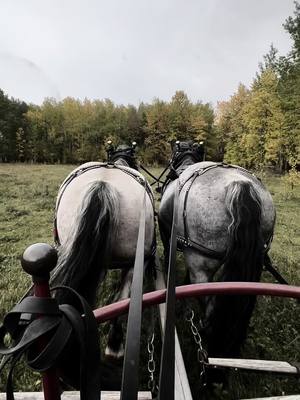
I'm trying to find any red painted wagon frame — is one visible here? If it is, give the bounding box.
[94,281,300,323]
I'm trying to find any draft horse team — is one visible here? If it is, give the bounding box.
[0,140,278,396]
[53,140,275,363]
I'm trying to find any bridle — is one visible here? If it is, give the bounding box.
[107,142,139,170]
[160,140,205,193]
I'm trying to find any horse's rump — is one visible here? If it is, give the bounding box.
[56,162,155,265]
[178,163,275,254]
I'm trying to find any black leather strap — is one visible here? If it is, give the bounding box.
[264,254,289,285]
[0,287,100,400]
[158,180,179,400]
[121,190,147,400]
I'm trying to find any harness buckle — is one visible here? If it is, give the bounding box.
[177,236,188,248]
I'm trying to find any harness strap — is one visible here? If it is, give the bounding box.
[139,164,165,186]
[264,254,294,288]
[121,189,147,400]
[177,235,225,260]
[179,163,227,260]
[0,287,100,400]
[176,163,293,288]
[158,180,179,400]
[177,162,271,260]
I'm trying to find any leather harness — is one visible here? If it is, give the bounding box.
[0,287,100,400]
[169,161,273,261]
[164,159,289,288]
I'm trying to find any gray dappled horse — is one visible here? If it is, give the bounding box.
[52,144,155,358]
[159,141,276,359]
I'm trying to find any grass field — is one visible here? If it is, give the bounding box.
[0,163,299,398]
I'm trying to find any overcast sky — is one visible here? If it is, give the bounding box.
[0,0,296,107]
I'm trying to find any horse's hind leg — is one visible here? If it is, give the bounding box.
[105,267,134,359]
[183,249,220,317]
[184,249,220,284]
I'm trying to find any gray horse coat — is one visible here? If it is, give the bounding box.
[159,161,276,358]
[56,162,155,267]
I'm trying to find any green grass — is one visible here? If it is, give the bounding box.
[0,163,299,398]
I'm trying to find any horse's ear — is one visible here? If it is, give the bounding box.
[106,140,114,151]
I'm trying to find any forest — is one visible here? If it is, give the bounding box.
[0,3,299,171]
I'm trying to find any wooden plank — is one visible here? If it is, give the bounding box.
[0,391,152,399]
[208,358,299,375]
[240,395,300,400]
[155,255,193,400]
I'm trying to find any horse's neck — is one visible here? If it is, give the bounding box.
[176,156,195,175]
[114,158,129,167]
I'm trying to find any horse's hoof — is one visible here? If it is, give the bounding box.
[104,344,124,360]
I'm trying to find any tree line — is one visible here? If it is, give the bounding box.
[0,3,299,170]
[216,2,300,172]
[0,90,216,165]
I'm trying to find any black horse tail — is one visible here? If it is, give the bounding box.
[53,181,119,306]
[205,180,264,358]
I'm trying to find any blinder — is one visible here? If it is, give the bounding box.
[106,142,138,170]
[170,140,205,171]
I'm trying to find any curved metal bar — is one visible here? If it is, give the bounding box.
[94,282,300,323]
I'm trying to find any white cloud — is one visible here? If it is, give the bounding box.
[0,0,295,105]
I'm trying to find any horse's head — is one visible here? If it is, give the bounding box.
[106,141,138,170]
[157,140,205,192]
[170,140,205,171]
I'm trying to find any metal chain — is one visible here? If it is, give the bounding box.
[147,333,158,395]
[185,308,208,387]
